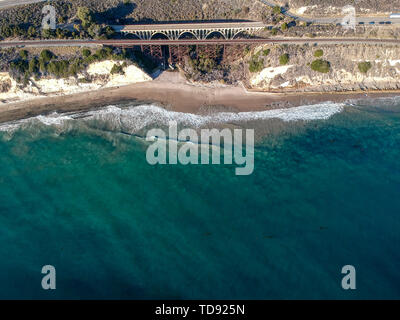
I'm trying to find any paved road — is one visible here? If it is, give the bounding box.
[258,0,400,25]
[1,38,400,48]
[116,21,266,32]
[0,0,45,9]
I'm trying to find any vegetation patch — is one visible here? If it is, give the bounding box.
[263,49,271,56]
[248,52,264,73]
[358,61,372,74]
[111,63,127,75]
[190,56,217,74]
[279,54,290,66]
[311,59,331,73]
[8,47,141,84]
[314,49,324,58]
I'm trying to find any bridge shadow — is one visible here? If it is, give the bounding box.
[95,2,137,24]
[95,1,256,26]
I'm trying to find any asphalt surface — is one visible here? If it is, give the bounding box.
[258,0,400,25]
[117,21,266,32]
[0,0,45,9]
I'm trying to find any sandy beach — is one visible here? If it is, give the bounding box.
[1,71,400,124]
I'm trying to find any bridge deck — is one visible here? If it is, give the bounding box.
[113,22,265,32]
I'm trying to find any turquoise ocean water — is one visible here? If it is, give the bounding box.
[0,98,399,299]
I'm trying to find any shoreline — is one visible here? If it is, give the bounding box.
[1,72,400,124]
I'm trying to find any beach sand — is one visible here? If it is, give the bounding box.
[1,71,400,124]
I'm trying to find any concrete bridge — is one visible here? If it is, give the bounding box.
[111,22,266,40]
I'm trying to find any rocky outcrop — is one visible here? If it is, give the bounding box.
[247,44,400,92]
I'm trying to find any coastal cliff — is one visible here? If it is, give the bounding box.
[245,44,400,92]
[0,60,151,105]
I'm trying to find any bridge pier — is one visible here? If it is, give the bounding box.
[140,45,165,66]
[168,45,191,66]
[130,43,253,69]
[197,45,221,60]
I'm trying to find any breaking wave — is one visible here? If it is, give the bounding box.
[0,102,344,134]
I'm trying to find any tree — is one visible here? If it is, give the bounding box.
[77,7,93,28]
[111,63,125,75]
[263,49,271,56]
[40,50,54,63]
[249,57,264,73]
[273,6,282,14]
[19,50,28,60]
[28,58,39,74]
[82,49,91,57]
[27,26,36,38]
[281,23,288,31]
[358,61,372,74]
[41,29,52,38]
[87,24,101,38]
[314,49,324,57]
[311,59,331,73]
[279,53,290,65]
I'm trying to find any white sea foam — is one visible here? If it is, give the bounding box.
[36,113,74,126]
[0,102,345,133]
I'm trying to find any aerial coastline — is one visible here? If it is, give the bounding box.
[2,1,400,124]
[1,70,400,125]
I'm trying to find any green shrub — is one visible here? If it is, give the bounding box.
[190,56,217,74]
[263,49,271,56]
[273,6,282,14]
[19,50,28,60]
[40,49,54,63]
[78,78,92,83]
[314,49,324,58]
[77,7,93,28]
[82,49,91,57]
[47,60,70,78]
[281,23,288,31]
[10,59,29,75]
[28,58,39,74]
[358,61,372,74]
[110,63,125,75]
[279,53,289,65]
[311,59,331,73]
[248,54,264,73]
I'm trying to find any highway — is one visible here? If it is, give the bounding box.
[258,0,400,25]
[1,38,400,48]
[0,0,45,9]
